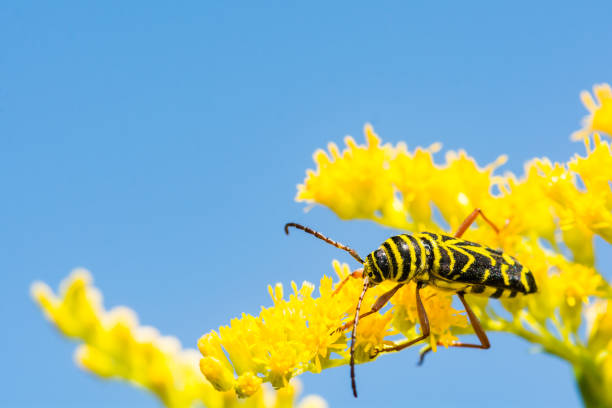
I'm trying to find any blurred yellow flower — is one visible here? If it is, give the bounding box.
[572,83,612,141]
[32,270,327,408]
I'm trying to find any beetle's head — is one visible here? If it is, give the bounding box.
[363,248,389,286]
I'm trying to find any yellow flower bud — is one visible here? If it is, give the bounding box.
[199,356,235,392]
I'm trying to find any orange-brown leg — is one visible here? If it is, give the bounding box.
[369,282,430,357]
[333,282,404,333]
[418,291,490,365]
[454,208,500,238]
[332,269,364,296]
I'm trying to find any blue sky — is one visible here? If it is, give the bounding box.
[2,2,611,407]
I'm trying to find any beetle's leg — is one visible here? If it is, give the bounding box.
[332,283,404,333]
[418,291,490,365]
[454,208,500,238]
[332,269,363,296]
[369,282,430,357]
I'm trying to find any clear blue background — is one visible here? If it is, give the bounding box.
[2,2,611,407]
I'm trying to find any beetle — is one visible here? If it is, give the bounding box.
[285,208,537,397]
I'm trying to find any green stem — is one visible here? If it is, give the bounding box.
[575,363,608,408]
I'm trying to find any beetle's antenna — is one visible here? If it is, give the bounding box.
[350,276,369,398]
[284,223,364,264]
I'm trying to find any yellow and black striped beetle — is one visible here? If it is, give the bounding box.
[285,208,537,397]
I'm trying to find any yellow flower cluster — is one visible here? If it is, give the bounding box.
[297,124,612,263]
[198,261,466,395]
[32,270,327,408]
[296,124,508,234]
[199,83,612,406]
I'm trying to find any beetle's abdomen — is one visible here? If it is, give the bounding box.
[415,232,538,298]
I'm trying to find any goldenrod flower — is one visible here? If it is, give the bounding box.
[32,270,327,408]
[296,125,398,222]
[201,83,612,407]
